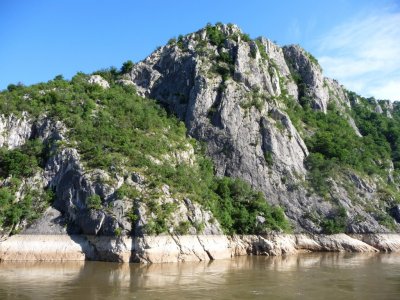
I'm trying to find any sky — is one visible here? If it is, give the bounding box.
[0,0,399,100]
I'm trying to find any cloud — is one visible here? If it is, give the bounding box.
[315,9,400,101]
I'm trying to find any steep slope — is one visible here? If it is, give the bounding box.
[125,23,400,233]
[0,72,289,240]
[1,23,399,244]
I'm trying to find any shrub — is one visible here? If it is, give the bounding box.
[87,194,102,210]
[0,69,292,236]
[206,23,226,47]
[175,221,190,234]
[209,177,291,234]
[321,206,347,234]
[120,60,134,73]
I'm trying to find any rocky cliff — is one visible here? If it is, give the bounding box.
[126,23,400,233]
[1,23,400,262]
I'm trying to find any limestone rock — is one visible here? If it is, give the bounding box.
[351,234,400,252]
[88,75,110,89]
[0,112,32,149]
[283,45,329,112]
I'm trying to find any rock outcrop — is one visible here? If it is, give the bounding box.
[3,233,400,263]
[126,24,393,233]
[88,75,110,89]
[1,23,400,264]
[282,45,329,112]
[0,112,32,149]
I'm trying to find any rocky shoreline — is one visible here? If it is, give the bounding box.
[0,233,399,263]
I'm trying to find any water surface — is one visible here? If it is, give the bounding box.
[1,253,399,299]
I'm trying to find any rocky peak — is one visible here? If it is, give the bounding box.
[2,23,397,238]
[121,23,398,233]
[282,45,329,112]
[126,23,319,229]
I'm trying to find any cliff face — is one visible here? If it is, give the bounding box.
[0,23,399,247]
[127,24,399,233]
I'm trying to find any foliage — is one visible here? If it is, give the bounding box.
[281,93,392,197]
[114,227,122,236]
[0,139,45,178]
[240,87,267,112]
[321,206,347,234]
[177,35,185,50]
[263,151,273,166]
[116,184,141,200]
[0,186,48,231]
[208,177,291,234]
[0,64,291,235]
[175,221,190,235]
[255,39,269,61]
[120,60,134,73]
[304,50,321,69]
[86,194,102,210]
[205,23,226,47]
[143,201,177,235]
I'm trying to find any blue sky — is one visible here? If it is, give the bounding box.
[0,0,399,100]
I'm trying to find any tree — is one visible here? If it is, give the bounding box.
[121,60,134,74]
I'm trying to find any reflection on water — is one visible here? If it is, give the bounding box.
[1,253,400,299]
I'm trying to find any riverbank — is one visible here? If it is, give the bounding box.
[0,233,399,263]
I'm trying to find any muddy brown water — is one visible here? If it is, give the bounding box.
[0,253,399,299]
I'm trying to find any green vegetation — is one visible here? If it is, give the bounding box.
[240,87,267,112]
[0,139,52,231]
[116,184,141,200]
[87,194,102,210]
[280,87,393,198]
[321,206,347,234]
[175,221,190,235]
[120,60,134,73]
[304,50,321,69]
[0,71,290,235]
[205,23,226,48]
[209,177,291,234]
[0,139,45,178]
[255,39,269,61]
[143,200,177,235]
[275,74,400,232]
[348,92,400,171]
[264,151,273,166]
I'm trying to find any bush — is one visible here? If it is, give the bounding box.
[120,60,134,73]
[321,206,347,234]
[206,24,226,47]
[0,69,292,235]
[209,177,291,234]
[87,194,102,210]
[0,139,44,178]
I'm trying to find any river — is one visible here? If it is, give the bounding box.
[0,253,399,299]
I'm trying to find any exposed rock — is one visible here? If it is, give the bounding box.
[0,235,94,261]
[283,45,329,112]
[127,29,319,230]
[23,207,67,235]
[115,79,135,86]
[122,24,400,234]
[88,75,110,89]
[348,173,375,193]
[375,104,383,114]
[313,234,378,252]
[351,234,400,252]
[1,24,399,255]
[0,112,32,149]
[1,233,393,263]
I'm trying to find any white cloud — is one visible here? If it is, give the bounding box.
[315,9,400,101]
[368,78,400,100]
